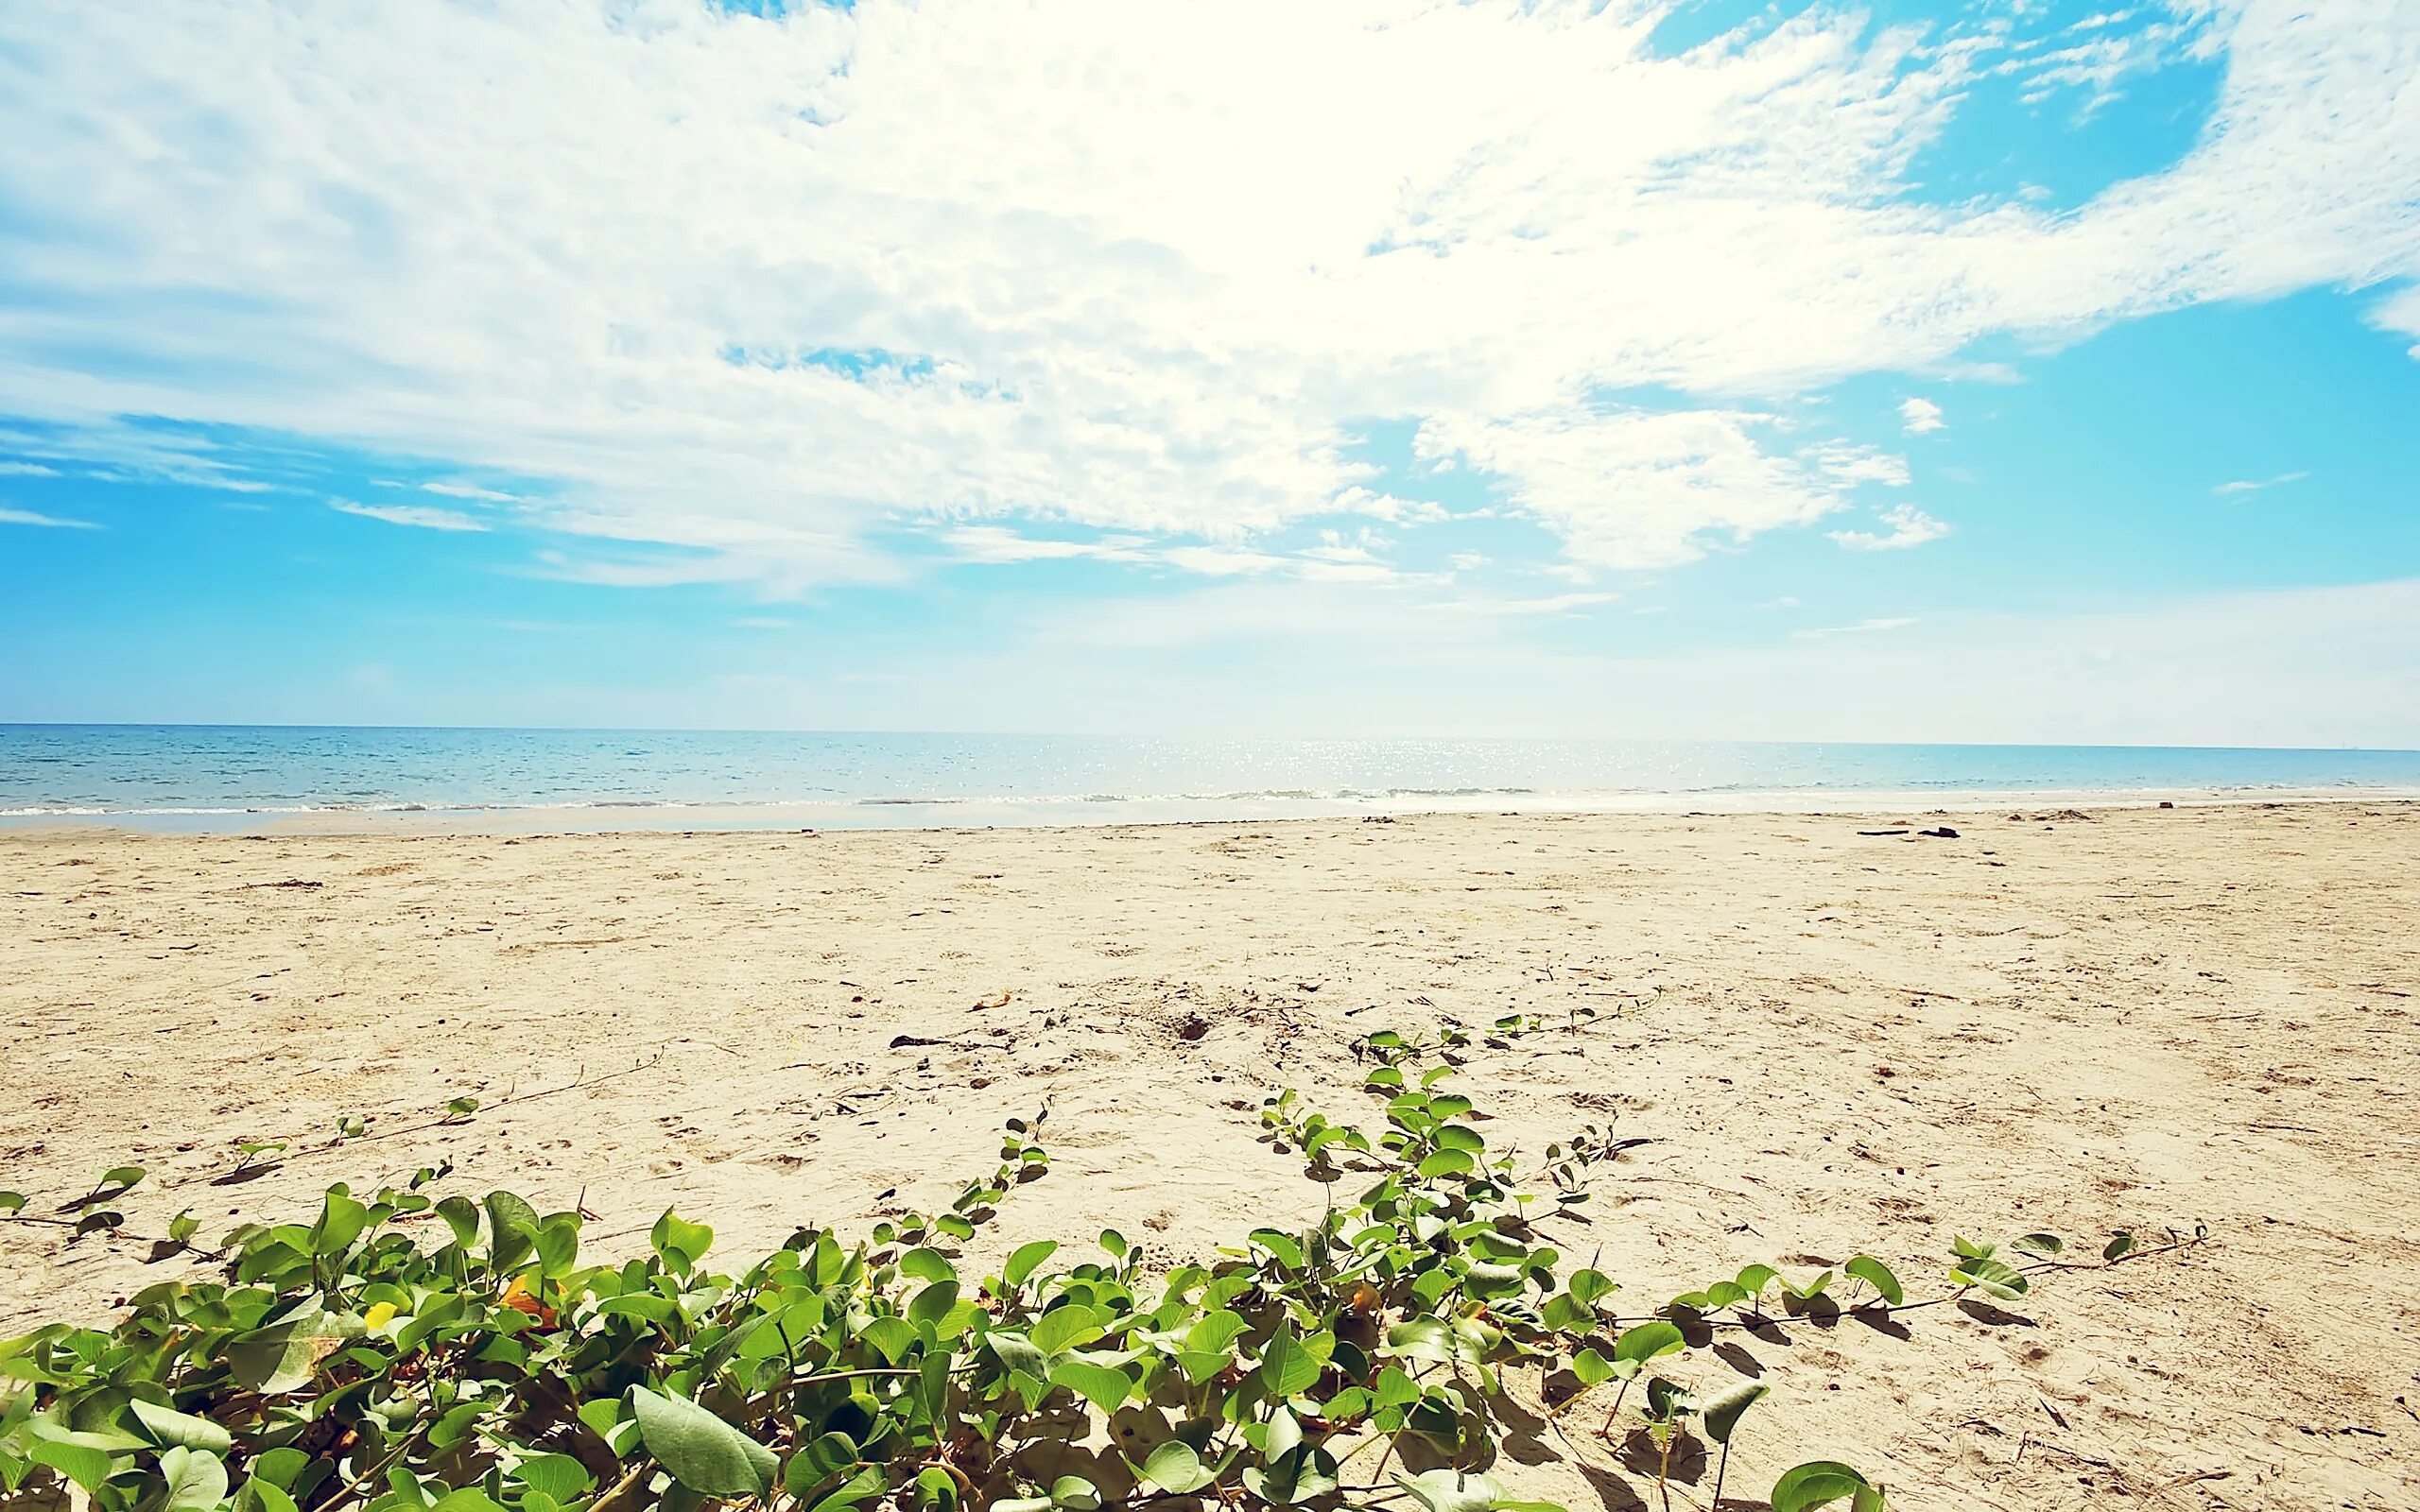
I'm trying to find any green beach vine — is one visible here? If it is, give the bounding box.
[0,1019,2196,1512]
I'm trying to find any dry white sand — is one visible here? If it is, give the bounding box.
[3,802,2415,1510]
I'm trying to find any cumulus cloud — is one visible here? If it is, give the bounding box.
[0,1,2413,585]
[1828,504,1952,551]
[1898,397,1945,434]
[330,499,490,532]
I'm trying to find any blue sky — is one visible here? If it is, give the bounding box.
[2,0,2416,744]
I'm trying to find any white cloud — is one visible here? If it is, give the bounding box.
[2372,284,2420,356]
[1158,545,1288,576]
[423,480,521,503]
[0,461,61,476]
[1448,592,1617,616]
[2213,470,2308,495]
[1794,615,1918,638]
[0,505,99,528]
[938,524,1149,564]
[1415,407,1886,568]
[0,1,2413,583]
[330,499,489,532]
[1828,504,1951,551]
[1898,397,1945,434]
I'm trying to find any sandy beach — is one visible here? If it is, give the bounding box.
[3,801,2414,1510]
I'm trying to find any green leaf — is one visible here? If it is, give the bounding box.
[1050,1474,1101,1511]
[2013,1232,2065,1257]
[1700,1381,1767,1445]
[908,1280,962,1330]
[2102,1231,2136,1263]
[1734,1263,1779,1297]
[1771,1461,1882,1512]
[534,1214,581,1276]
[1251,1229,1306,1270]
[1031,1304,1106,1355]
[26,1438,114,1496]
[1949,1256,2030,1299]
[1569,1348,1614,1388]
[1140,1440,1213,1494]
[1541,1292,1594,1332]
[250,1448,312,1492]
[486,1191,542,1271]
[1257,1325,1326,1399]
[237,1479,301,1512]
[1783,1270,1833,1301]
[1385,1317,1461,1365]
[648,1210,714,1272]
[786,1432,860,1498]
[1843,1256,1904,1308]
[310,1188,371,1257]
[1566,1268,1616,1305]
[985,1332,1047,1379]
[98,1165,146,1193]
[436,1195,479,1249]
[513,1454,594,1503]
[899,1247,955,1283]
[1611,1320,1685,1377]
[861,1315,919,1364]
[228,1305,354,1394]
[132,1399,233,1453]
[1003,1240,1058,1288]
[916,1464,960,1512]
[1048,1358,1133,1416]
[430,1491,508,1512]
[629,1385,777,1499]
[159,1445,230,1512]
[1416,1148,1477,1179]
[0,1191,25,1214]
[1392,1469,1504,1512]
[810,1463,890,1512]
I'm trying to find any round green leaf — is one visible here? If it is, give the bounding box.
[159,1446,229,1512]
[1771,1461,1881,1512]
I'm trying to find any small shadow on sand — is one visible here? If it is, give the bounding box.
[1956,1297,2038,1328]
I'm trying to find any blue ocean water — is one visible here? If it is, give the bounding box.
[3,726,2417,831]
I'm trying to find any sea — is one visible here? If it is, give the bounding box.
[2,725,2416,832]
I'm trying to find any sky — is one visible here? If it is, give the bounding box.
[1,0,2416,746]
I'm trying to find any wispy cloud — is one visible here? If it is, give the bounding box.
[0,461,61,477]
[1828,505,1952,552]
[1795,616,1919,639]
[938,524,1150,564]
[1898,397,1946,435]
[0,505,99,528]
[1447,592,1617,616]
[422,481,521,503]
[330,499,490,532]
[2213,471,2308,495]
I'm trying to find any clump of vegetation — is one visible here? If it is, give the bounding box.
[0,1020,2191,1512]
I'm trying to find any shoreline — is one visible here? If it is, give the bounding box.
[6,783,2417,836]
